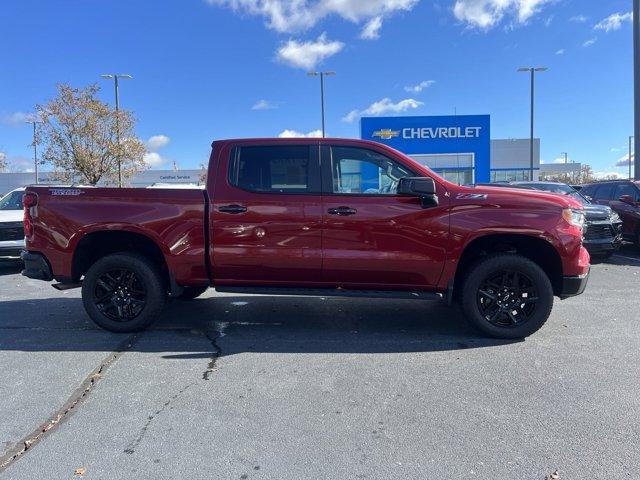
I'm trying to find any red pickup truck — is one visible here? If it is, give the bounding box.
[21,138,590,338]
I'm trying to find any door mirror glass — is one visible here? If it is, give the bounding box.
[398,177,437,196]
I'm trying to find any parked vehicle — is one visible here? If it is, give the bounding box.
[0,187,25,258]
[512,182,623,258]
[21,138,590,339]
[580,180,640,246]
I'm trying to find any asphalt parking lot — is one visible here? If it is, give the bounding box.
[1,248,639,480]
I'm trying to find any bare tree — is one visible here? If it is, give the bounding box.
[198,163,207,185]
[0,152,7,172]
[37,84,147,185]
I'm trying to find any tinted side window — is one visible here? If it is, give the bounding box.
[0,191,24,210]
[330,147,413,195]
[230,146,315,194]
[580,184,597,198]
[614,183,639,201]
[593,183,615,200]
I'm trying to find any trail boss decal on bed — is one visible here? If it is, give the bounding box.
[49,189,85,196]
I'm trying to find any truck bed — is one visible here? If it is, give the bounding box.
[24,186,208,285]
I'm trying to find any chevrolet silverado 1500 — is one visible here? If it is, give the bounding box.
[21,138,590,338]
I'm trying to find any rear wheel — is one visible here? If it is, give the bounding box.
[81,253,166,332]
[461,254,554,339]
[175,285,209,300]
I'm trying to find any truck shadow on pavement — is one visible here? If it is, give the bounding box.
[0,294,519,356]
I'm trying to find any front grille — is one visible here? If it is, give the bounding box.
[0,222,24,241]
[584,223,614,240]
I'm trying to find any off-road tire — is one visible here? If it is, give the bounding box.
[81,253,166,332]
[461,254,554,339]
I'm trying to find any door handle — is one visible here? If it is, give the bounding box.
[218,204,247,214]
[328,206,357,216]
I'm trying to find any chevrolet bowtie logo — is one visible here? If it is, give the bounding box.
[372,129,400,140]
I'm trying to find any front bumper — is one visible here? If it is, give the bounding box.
[21,251,53,281]
[559,269,590,299]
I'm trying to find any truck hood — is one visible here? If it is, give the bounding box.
[462,185,584,210]
[582,203,614,221]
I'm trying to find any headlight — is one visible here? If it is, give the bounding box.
[562,208,585,228]
[609,211,621,223]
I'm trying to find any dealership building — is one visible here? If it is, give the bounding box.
[360,114,570,184]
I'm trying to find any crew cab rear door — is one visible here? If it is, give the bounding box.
[210,142,323,285]
[320,144,449,288]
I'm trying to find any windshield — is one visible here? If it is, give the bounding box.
[0,191,24,210]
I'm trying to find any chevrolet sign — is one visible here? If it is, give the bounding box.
[372,129,401,140]
[402,126,482,139]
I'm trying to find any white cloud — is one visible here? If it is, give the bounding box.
[342,97,423,123]
[1,111,38,126]
[206,0,418,34]
[278,129,323,138]
[615,153,634,167]
[361,16,383,39]
[143,152,169,168]
[453,0,553,29]
[147,134,170,151]
[594,170,625,180]
[276,33,344,70]
[569,14,587,23]
[404,80,436,93]
[0,155,34,173]
[583,37,597,47]
[252,99,279,110]
[594,12,633,33]
[555,48,565,55]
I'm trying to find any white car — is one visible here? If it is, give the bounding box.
[0,187,25,258]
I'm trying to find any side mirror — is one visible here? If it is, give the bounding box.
[398,177,436,196]
[398,177,438,208]
[619,195,636,205]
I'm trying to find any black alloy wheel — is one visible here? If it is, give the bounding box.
[461,254,554,339]
[82,253,166,332]
[476,270,539,327]
[93,269,147,321]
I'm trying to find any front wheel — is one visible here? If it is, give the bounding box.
[461,254,554,339]
[81,253,166,332]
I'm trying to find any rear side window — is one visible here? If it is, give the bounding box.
[229,145,318,194]
[593,183,615,200]
[614,183,639,201]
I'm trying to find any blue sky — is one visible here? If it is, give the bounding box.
[0,0,635,176]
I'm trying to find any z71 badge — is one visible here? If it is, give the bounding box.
[456,193,488,200]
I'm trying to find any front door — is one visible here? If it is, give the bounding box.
[320,144,449,288]
[210,142,323,285]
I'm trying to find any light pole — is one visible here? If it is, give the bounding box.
[308,71,335,137]
[634,0,639,180]
[100,74,133,187]
[630,135,635,180]
[518,67,548,181]
[25,119,43,184]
